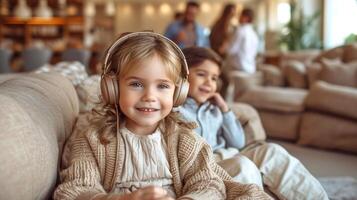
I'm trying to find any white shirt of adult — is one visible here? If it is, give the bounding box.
[226,24,259,74]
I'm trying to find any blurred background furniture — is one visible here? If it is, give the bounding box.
[0,48,13,73]
[21,47,52,71]
[61,48,91,72]
[227,43,357,154]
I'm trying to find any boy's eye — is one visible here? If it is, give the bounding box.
[128,81,143,88]
[196,72,206,77]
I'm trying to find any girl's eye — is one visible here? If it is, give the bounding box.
[158,83,171,89]
[212,77,218,82]
[129,81,142,88]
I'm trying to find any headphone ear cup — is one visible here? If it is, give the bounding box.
[173,79,189,107]
[100,75,119,105]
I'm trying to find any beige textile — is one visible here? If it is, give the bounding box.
[259,111,301,141]
[306,63,323,87]
[306,81,357,120]
[343,43,357,63]
[260,65,285,87]
[0,73,79,200]
[238,87,307,113]
[54,121,271,200]
[283,61,307,89]
[229,103,266,145]
[299,112,357,154]
[318,61,357,87]
[241,142,329,200]
[112,127,175,197]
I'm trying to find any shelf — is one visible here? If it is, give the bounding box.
[0,16,85,49]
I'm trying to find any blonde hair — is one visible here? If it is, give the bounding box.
[91,33,195,144]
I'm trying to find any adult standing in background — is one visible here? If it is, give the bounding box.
[224,8,259,74]
[164,1,210,48]
[209,4,237,57]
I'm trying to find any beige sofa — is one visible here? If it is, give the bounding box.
[227,43,357,154]
[0,69,268,199]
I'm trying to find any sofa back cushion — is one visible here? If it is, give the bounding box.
[0,73,79,200]
[343,43,357,63]
[313,46,344,63]
[283,61,308,89]
[318,61,357,88]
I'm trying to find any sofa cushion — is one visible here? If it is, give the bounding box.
[306,63,322,88]
[313,46,344,63]
[318,61,357,87]
[258,111,301,141]
[260,64,285,87]
[75,75,101,113]
[343,43,357,63]
[238,86,307,113]
[0,73,79,199]
[283,60,307,88]
[305,81,357,120]
[299,112,357,154]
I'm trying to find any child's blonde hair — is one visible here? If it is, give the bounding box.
[92,32,195,144]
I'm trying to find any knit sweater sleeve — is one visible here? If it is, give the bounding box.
[53,131,106,200]
[177,132,227,200]
[176,130,272,200]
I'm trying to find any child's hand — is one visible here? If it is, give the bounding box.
[123,186,174,200]
[209,93,229,113]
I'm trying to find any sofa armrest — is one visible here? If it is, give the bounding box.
[229,103,266,145]
[225,71,263,103]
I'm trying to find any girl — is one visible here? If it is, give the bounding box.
[179,46,329,200]
[54,32,270,200]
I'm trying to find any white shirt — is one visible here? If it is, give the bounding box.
[226,24,259,74]
[112,126,175,197]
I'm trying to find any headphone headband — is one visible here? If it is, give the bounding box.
[103,32,189,79]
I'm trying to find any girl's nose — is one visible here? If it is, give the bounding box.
[142,87,156,102]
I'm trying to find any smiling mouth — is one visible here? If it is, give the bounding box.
[199,87,211,93]
[136,108,159,112]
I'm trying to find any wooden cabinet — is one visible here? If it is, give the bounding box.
[0,16,84,52]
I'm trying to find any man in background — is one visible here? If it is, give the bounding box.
[164,1,210,48]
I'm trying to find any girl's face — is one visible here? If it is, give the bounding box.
[119,53,176,135]
[188,59,220,105]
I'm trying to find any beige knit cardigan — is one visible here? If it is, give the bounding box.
[54,122,271,200]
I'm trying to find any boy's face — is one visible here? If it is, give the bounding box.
[119,54,176,135]
[188,59,220,105]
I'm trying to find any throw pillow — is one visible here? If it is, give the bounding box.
[283,60,307,88]
[343,43,357,63]
[318,61,357,88]
[260,64,285,87]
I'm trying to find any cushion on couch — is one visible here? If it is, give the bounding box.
[305,81,357,120]
[318,61,357,87]
[260,64,285,87]
[299,112,357,154]
[283,60,307,89]
[238,86,307,113]
[0,73,79,199]
[306,63,322,88]
[259,111,301,141]
[313,46,344,63]
[343,43,357,63]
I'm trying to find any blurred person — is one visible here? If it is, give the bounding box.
[224,8,259,74]
[164,1,209,48]
[209,3,237,57]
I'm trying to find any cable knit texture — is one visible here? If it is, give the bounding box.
[54,121,272,200]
